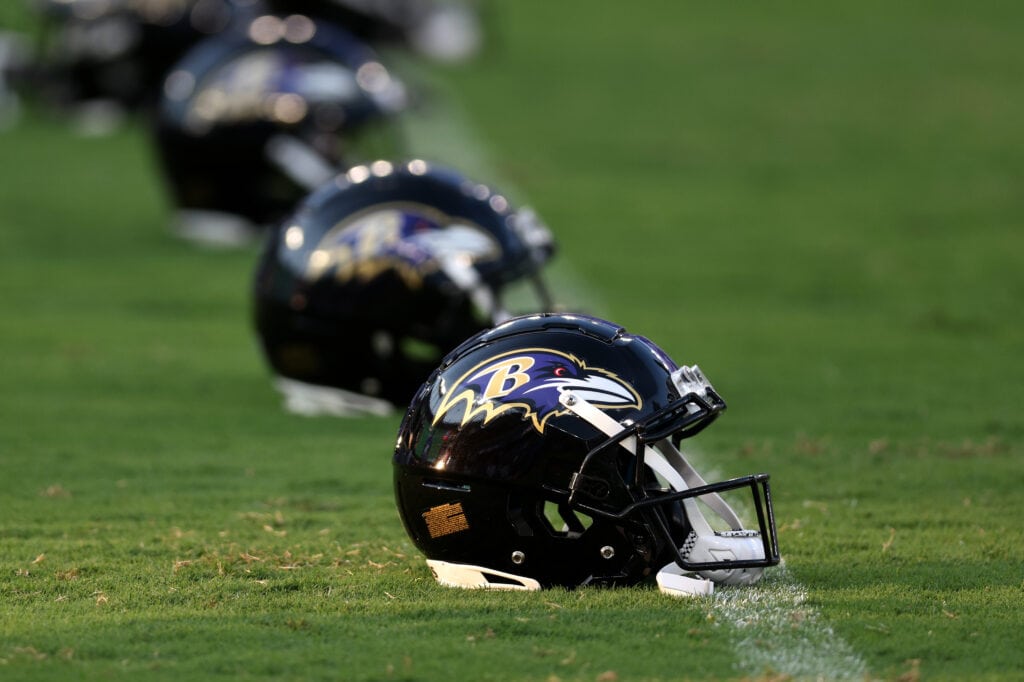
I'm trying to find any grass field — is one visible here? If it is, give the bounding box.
[2,1,1023,680]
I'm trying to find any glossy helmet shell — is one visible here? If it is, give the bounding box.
[253,161,556,407]
[153,13,405,232]
[393,313,707,588]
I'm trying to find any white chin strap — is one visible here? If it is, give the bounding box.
[265,134,337,192]
[436,252,512,324]
[559,380,766,598]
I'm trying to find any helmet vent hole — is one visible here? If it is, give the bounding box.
[371,331,394,357]
[541,500,593,538]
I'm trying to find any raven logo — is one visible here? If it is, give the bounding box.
[433,348,642,433]
[306,206,500,288]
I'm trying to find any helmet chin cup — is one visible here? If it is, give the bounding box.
[656,529,765,595]
[683,530,767,586]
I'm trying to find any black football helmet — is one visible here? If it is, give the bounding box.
[31,0,265,121]
[394,313,780,596]
[253,160,556,414]
[153,13,406,245]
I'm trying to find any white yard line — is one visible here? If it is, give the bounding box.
[713,564,868,680]
[698,464,870,680]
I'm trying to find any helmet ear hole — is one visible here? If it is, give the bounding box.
[540,500,593,537]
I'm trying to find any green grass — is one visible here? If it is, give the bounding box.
[2,1,1023,680]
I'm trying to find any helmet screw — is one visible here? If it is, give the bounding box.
[511,550,526,565]
[600,546,615,560]
[565,394,577,406]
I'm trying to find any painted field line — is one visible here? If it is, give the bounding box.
[398,61,868,681]
[700,463,869,680]
[713,564,867,680]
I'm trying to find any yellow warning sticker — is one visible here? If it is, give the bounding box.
[422,502,470,538]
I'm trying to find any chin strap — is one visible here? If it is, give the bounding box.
[265,134,337,192]
[435,249,514,325]
[405,222,513,324]
[558,387,766,597]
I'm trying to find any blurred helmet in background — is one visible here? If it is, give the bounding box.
[252,160,556,415]
[152,13,407,246]
[30,0,265,129]
[263,0,484,63]
[393,313,780,596]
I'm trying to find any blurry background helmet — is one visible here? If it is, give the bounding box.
[393,313,780,595]
[252,159,556,415]
[29,0,266,130]
[152,13,407,245]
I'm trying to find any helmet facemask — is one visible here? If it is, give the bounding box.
[432,207,556,328]
[560,365,780,596]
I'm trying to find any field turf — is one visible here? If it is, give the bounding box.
[2,2,1023,680]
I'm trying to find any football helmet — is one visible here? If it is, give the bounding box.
[153,13,406,245]
[31,0,265,124]
[252,159,556,414]
[393,313,780,596]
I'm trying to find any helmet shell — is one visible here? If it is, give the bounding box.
[393,313,690,587]
[253,162,555,406]
[154,14,405,231]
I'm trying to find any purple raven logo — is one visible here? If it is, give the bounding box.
[306,207,499,287]
[432,348,642,433]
